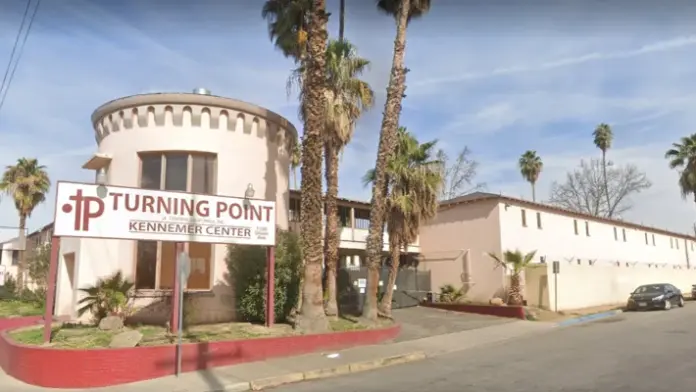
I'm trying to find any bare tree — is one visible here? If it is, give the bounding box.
[437,147,485,200]
[548,158,651,218]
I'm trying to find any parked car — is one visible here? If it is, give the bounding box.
[626,283,684,311]
[691,284,696,300]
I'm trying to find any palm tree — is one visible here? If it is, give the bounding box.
[77,271,134,323]
[293,0,331,333]
[364,127,442,317]
[0,158,51,291]
[322,41,373,316]
[518,151,543,202]
[665,134,696,203]
[290,137,301,189]
[487,249,537,305]
[288,40,374,317]
[593,123,613,215]
[261,0,312,63]
[363,0,432,323]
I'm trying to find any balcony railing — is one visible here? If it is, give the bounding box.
[287,216,419,248]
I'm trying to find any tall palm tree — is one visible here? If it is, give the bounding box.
[593,123,613,215]
[293,0,331,333]
[364,127,442,317]
[518,151,543,202]
[665,134,696,203]
[487,249,537,305]
[363,0,432,323]
[0,158,51,290]
[289,40,374,317]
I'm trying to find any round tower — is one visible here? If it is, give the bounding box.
[90,89,297,230]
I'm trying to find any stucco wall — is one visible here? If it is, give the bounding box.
[499,201,695,266]
[525,261,696,310]
[57,93,296,323]
[419,200,505,301]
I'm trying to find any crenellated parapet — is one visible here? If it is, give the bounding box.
[90,92,298,155]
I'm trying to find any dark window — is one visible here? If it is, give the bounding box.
[613,227,618,241]
[536,212,542,229]
[622,229,626,242]
[164,153,188,191]
[140,156,162,190]
[585,221,590,236]
[191,155,216,194]
[573,220,578,235]
[11,250,18,266]
[521,209,527,227]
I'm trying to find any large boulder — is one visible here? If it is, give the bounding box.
[109,330,143,348]
[98,316,124,331]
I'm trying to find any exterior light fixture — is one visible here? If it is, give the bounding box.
[96,168,108,199]
[243,183,255,207]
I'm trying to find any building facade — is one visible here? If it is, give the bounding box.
[419,192,696,304]
[2,90,418,323]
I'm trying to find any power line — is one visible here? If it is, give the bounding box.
[0,0,42,115]
[0,0,32,98]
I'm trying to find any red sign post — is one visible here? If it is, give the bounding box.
[46,181,277,344]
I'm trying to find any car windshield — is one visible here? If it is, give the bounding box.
[634,284,666,293]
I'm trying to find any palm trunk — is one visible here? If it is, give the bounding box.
[602,150,611,217]
[509,273,522,305]
[531,181,536,202]
[323,141,340,317]
[338,0,345,41]
[17,214,27,291]
[363,0,411,322]
[379,230,400,317]
[295,0,330,333]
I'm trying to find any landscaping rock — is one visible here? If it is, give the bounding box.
[489,297,504,306]
[99,316,124,331]
[109,330,143,348]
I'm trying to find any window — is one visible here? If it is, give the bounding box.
[11,250,18,266]
[135,153,217,291]
[585,221,590,237]
[536,212,542,229]
[652,234,655,246]
[644,232,648,245]
[521,209,527,227]
[622,229,626,242]
[676,239,680,250]
[573,220,578,235]
[670,238,673,249]
[613,227,618,241]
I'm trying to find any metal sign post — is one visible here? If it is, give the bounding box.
[552,261,560,312]
[175,251,191,377]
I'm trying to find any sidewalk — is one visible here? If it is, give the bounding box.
[2,320,554,392]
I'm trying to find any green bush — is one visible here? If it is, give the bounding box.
[226,230,302,323]
[0,275,18,299]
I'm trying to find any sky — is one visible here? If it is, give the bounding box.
[1,0,696,240]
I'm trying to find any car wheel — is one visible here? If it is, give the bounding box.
[664,300,672,310]
[679,296,685,307]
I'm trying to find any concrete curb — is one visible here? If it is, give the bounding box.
[556,309,623,327]
[236,351,426,391]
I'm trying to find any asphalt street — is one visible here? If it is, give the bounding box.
[272,304,696,392]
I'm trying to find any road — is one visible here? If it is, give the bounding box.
[272,304,696,392]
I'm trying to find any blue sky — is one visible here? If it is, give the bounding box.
[1,0,696,240]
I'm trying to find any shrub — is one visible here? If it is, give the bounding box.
[77,271,134,324]
[439,284,465,303]
[226,230,302,323]
[0,274,18,299]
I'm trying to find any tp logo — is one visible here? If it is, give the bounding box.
[61,189,105,231]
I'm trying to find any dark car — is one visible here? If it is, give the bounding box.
[626,283,685,311]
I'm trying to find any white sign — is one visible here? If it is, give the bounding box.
[53,181,276,246]
[357,278,366,288]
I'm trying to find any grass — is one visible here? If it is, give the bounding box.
[9,315,384,349]
[0,299,44,318]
